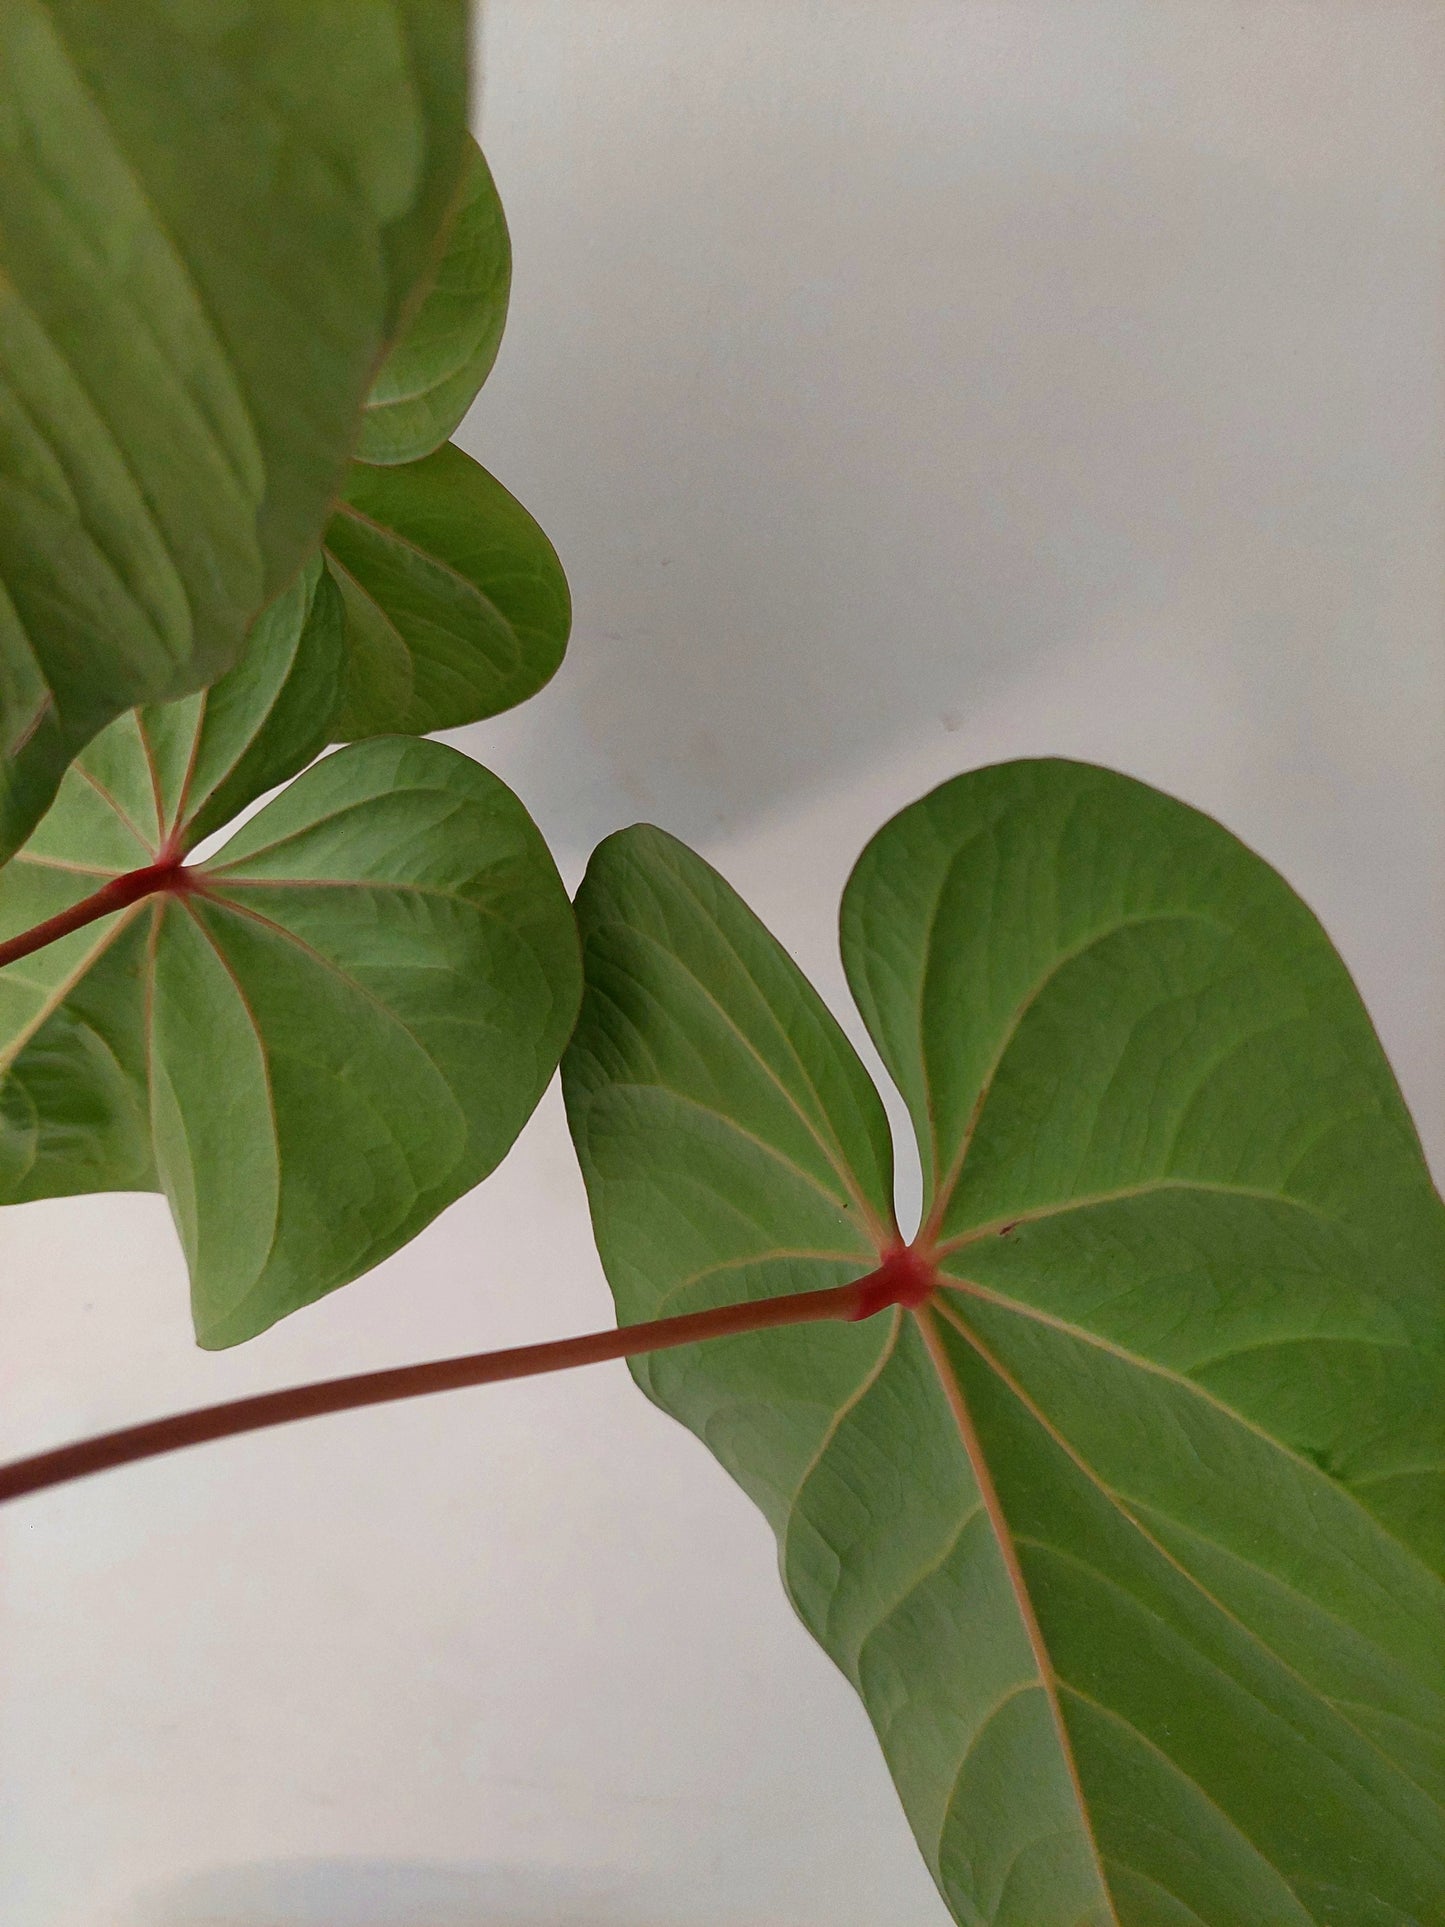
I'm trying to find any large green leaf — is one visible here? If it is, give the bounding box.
[563,761,1445,1927]
[0,0,470,859]
[357,136,511,467]
[0,585,578,1347]
[323,441,570,738]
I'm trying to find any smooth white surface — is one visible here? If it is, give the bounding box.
[4,5,1442,1922]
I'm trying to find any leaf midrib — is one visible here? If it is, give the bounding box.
[580,1062,877,1237]
[169,895,285,1297]
[202,779,484,875]
[934,1175,1344,1253]
[49,10,265,512]
[194,891,472,1124]
[1058,1684,1321,1927]
[938,1301,1445,1825]
[892,1267,1445,1919]
[365,301,496,405]
[330,499,510,626]
[619,914,890,1242]
[322,547,416,728]
[914,1301,1121,1924]
[931,1273,1443,1593]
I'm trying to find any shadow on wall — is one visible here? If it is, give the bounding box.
[135,1858,767,1927]
[461,97,1430,862]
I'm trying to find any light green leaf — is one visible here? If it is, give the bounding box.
[563,761,1445,1927]
[0,560,344,1205]
[0,0,470,858]
[0,608,578,1345]
[358,136,511,466]
[161,738,579,1347]
[324,441,570,737]
[136,565,349,851]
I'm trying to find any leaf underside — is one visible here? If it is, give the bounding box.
[357,134,511,467]
[0,0,470,860]
[324,441,571,739]
[0,564,579,1346]
[563,759,1445,1927]
[326,127,566,743]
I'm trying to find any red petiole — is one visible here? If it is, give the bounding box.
[0,875,941,1512]
[0,1250,939,1508]
[0,859,202,970]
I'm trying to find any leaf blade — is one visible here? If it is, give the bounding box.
[0,0,469,855]
[180,736,579,1344]
[358,135,512,466]
[565,765,1445,1925]
[848,763,1445,1920]
[0,682,580,1342]
[0,904,156,1200]
[139,560,347,851]
[325,442,570,737]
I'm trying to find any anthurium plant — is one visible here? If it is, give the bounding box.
[1,9,1440,1925]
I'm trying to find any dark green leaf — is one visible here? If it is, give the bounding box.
[0,0,469,858]
[324,442,570,737]
[563,762,1445,1927]
[358,136,512,467]
[0,604,578,1345]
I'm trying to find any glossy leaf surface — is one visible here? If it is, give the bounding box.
[358,136,512,467]
[324,442,570,737]
[0,590,578,1346]
[0,0,469,859]
[564,761,1445,1927]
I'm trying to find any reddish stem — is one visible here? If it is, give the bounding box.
[0,861,196,969]
[0,1263,939,1507]
[848,1241,937,1319]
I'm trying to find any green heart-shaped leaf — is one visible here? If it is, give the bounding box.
[0,0,470,860]
[358,136,512,467]
[324,442,570,738]
[0,575,578,1347]
[563,761,1445,1927]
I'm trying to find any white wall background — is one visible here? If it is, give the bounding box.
[3,5,1442,1922]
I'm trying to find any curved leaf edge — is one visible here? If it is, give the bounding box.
[562,761,1445,1927]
